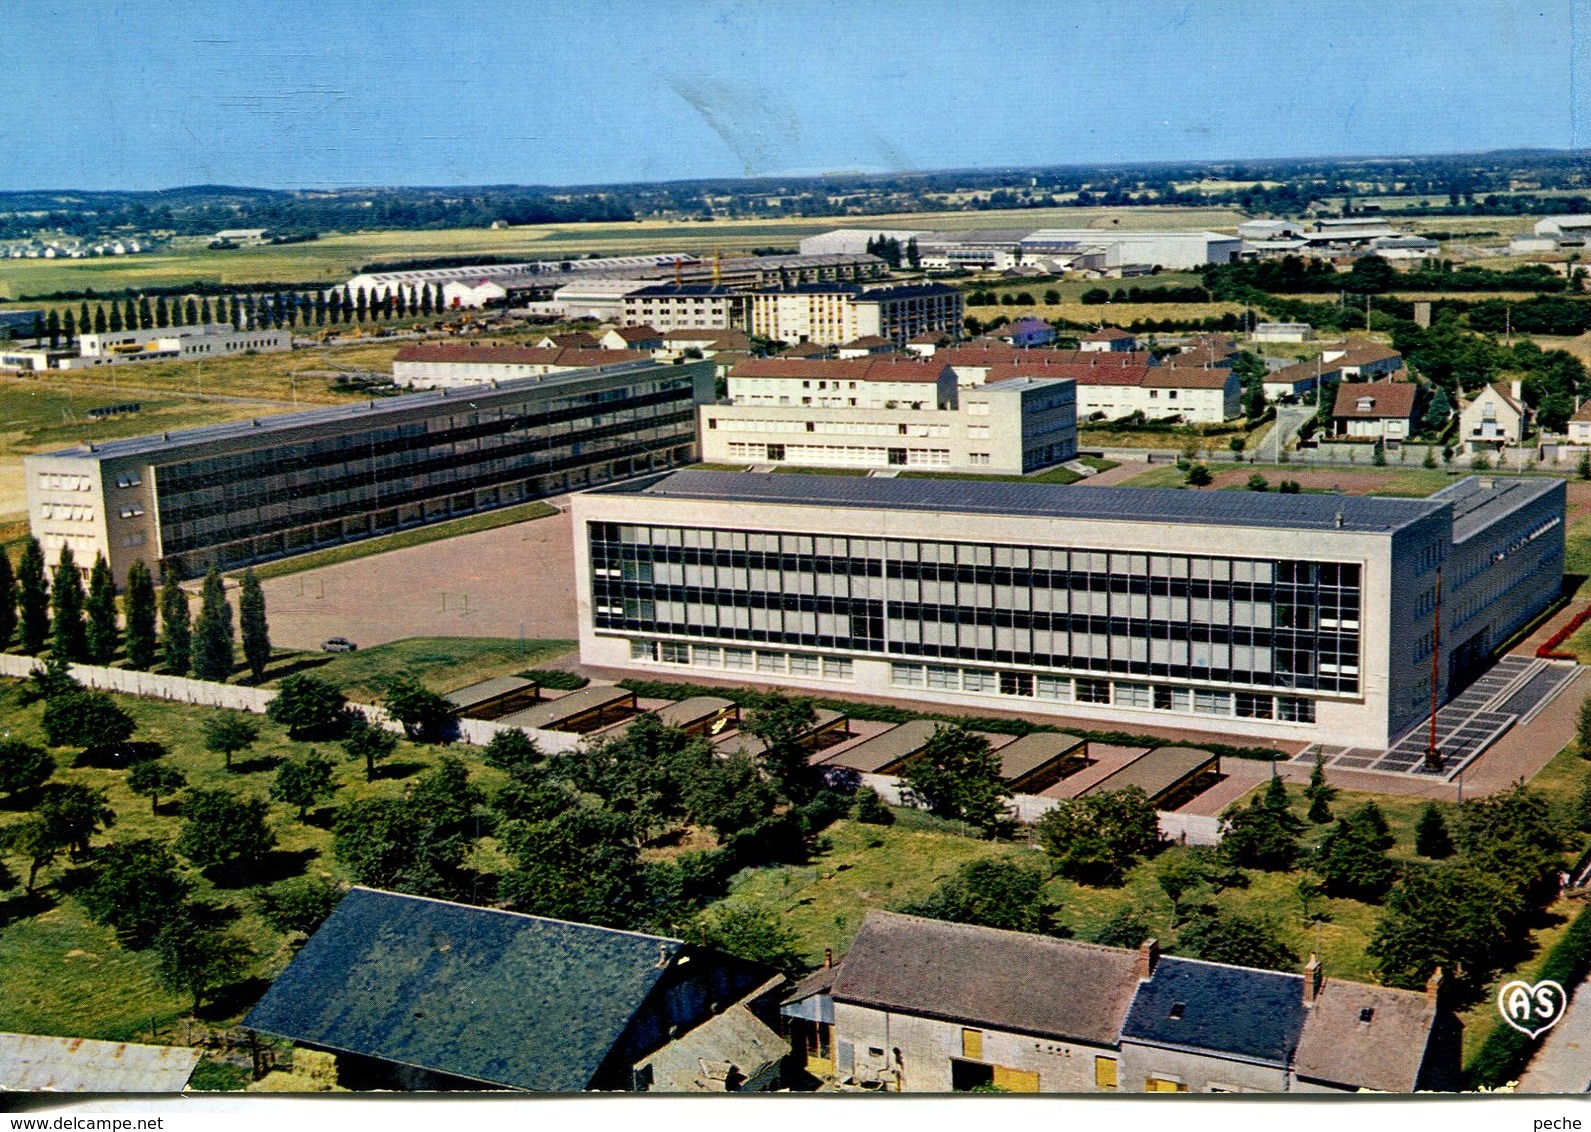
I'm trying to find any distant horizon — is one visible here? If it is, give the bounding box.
[3,0,1586,193]
[1,144,1583,199]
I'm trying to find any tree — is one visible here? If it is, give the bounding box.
[1035,787,1161,884]
[266,673,348,739]
[174,788,277,871]
[900,725,1011,834]
[899,857,1058,934]
[1177,908,1299,972]
[1424,447,1440,469]
[190,565,234,682]
[0,739,53,798]
[379,673,454,741]
[1245,473,1268,492]
[41,690,135,750]
[1423,387,1453,434]
[77,838,191,947]
[342,716,400,782]
[0,550,15,651]
[851,786,894,825]
[83,554,118,665]
[49,545,86,662]
[16,537,48,655]
[1156,853,1213,923]
[684,752,780,839]
[1313,806,1398,901]
[1415,802,1455,858]
[741,692,819,802]
[257,875,343,935]
[481,728,542,779]
[127,759,187,814]
[333,796,471,899]
[497,805,641,926]
[409,754,483,834]
[236,568,272,681]
[159,566,191,676]
[201,711,259,771]
[123,560,158,670]
[694,903,803,974]
[2,816,63,893]
[271,750,337,820]
[1092,906,1155,949]
[38,783,116,860]
[1184,463,1213,487]
[1219,786,1301,872]
[153,902,255,1013]
[1368,861,1523,988]
[1304,756,1336,824]
[1579,696,1591,757]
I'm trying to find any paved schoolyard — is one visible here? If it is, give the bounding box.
[258,506,578,650]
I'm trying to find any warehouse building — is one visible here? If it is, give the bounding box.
[745,282,964,346]
[71,323,290,366]
[572,471,1563,749]
[27,359,713,583]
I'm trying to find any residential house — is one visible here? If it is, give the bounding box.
[1320,340,1405,381]
[1332,382,1420,440]
[1567,400,1591,446]
[997,317,1056,348]
[244,888,787,1093]
[1080,327,1137,353]
[600,325,664,352]
[836,335,897,359]
[1459,382,1529,453]
[1252,322,1313,343]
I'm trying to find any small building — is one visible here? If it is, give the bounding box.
[599,325,664,352]
[74,323,290,365]
[1252,322,1313,343]
[390,344,652,389]
[1080,327,1137,353]
[835,335,896,359]
[1332,382,1419,440]
[442,675,543,720]
[1459,382,1528,453]
[0,1032,201,1092]
[1320,340,1404,382]
[1081,746,1220,810]
[649,695,739,736]
[496,685,638,733]
[997,317,1056,349]
[243,888,787,1093]
[1567,400,1591,446]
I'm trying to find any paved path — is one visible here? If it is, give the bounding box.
[1518,969,1591,1093]
[259,506,577,650]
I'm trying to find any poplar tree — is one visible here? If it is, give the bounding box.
[45,310,60,347]
[50,545,87,662]
[84,554,119,665]
[239,568,270,682]
[123,560,157,670]
[355,287,368,322]
[184,297,199,325]
[200,297,213,324]
[62,310,76,342]
[191,565,234,682]
[94,304,108,333]
[16,537,50,654]
[0,552,13,651]
[159,566,191,676]
[108,303,124,332]
[136,296,152,329]
[154,295,169,328]
[78,301,91,335]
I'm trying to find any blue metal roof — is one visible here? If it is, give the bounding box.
[1122,956,1306,1065]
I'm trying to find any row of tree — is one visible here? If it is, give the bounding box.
[0,540,270,683]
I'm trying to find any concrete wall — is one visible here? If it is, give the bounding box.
[1117,1040,1288,1093]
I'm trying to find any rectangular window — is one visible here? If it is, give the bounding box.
[821,657,853,680]
[1036,675,1072,701]
[788,653,821,676]
[1114,682,1153,709]
[1193,689,1233,716]
[1277,696,1316,723]
[1235,692,1274,719]
[630,639,656,661]
[962,669,998,693]
[961,1029,983,1060]
[999,671,1034,697]
[659,642,691,665]
[1075,678,1111,704]
[891,663,925,688]
[756,651,787,674]
[926,664,960,690]
[723,648,754,671]
[692,645,723,668]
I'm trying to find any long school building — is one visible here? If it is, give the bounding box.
[572,471,1564,749]
[27,360,715,583]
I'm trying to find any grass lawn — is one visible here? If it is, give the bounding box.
[1116,461,1246,488]
[238,500,559,582]
[265,635,574,699]
[0,678,517,1042]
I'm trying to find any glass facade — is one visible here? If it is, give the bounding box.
[154,374,698,560]
[589,522,1362,698]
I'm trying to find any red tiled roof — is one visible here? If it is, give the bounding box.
[607,325,662,343]
[729,357,948,384]
[1084,327,1134,340]
[982,357,1155,387]
[393,344,648,367]
[1331,382,1419,419]
[937,345,1154,369]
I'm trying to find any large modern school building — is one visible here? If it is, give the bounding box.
[27,360,714,583]
[572,471,1564,749]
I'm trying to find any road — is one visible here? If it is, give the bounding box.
[1517,970,1591,1093]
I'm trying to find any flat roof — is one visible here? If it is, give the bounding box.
[40,358,686,463]
[1083,746,1217,800]
[608,470,1445,535]
[497,685,635,730]
[995,732,1087,783]
[443,676,537,711]
[652,695,737,729]
[819,718,939,774]
[1436,475,1564,544]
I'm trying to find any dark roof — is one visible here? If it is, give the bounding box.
[242,888,684,1092]
[1332,382,1419,420]
[1293,979,1437,1092]
[817,718,939,773]
[1083,746,1218,802]
[628,284,739,297]
[831,911,1140,1046]
[1123,956,1306,1065]
[497,685,634,729]
[442,675,537,711]
[614,470,1445,535]
[994,732,1086,783]
[729,357,948,385]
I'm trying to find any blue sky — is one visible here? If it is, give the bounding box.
[3,0,1588,191]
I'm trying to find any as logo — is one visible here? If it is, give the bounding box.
[1496,980,1568,1039]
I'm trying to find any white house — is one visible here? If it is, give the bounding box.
[1332,382,1419,440]
[1459,382,1528,453]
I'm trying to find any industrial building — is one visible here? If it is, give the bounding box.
[796,228,1240,271]
[701,356,1076,474]
[70,323,290,366]
[622,285,751,332]
[745,282,963,346]
[26,359,713,583]
[572,470,1564,750]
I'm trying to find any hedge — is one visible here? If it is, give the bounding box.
[614,677,1286,763]
[520,668,588,691]
[1464,900,1591,1089]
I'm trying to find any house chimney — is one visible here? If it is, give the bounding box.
[1135,938,1160,980]
[1303,954,1323,1007]
[1425,967,1445,1006]
[1511,379,1523,402]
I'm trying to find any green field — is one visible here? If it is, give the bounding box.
[263,635,573,699]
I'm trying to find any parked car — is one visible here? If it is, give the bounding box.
[321,637,358,652]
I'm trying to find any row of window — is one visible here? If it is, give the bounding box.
[708,417,955,438]
[887,662,1316,722]
[629,638,854,680]
[723,442,953,467]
